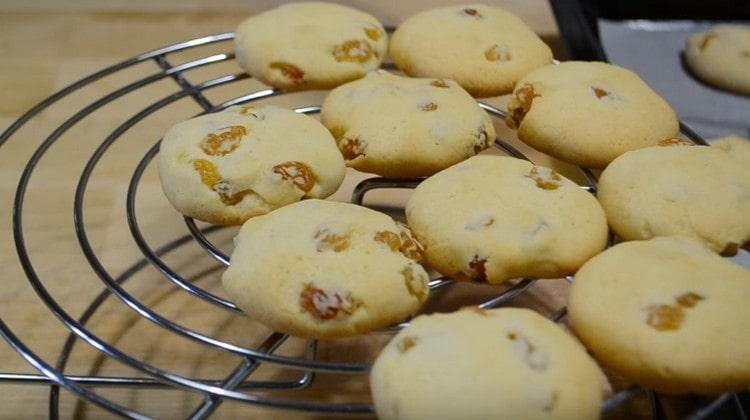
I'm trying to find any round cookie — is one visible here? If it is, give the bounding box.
[158,105,345,225]
[597,144,750,254]
[685,25,750,95]
[222,199,429,339]
[569,236,750,395]
[506,61,679,168]
[234,2,388,91]
[371,307,606,420]
[405,155,608,284]
[711,135,750,167]
[320,71,497,178]
[389,4,552,97]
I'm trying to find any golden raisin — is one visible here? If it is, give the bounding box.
[658,138,694,147]
[676,292,704,308]
[200,125,247,156]
[402,264,427,300]
[592,87,609,99]
[720,242,739,257]
[299,283,360,320]
[507,84,539,128]
[468,255,488,282]
[239,105,255,115]
[364,27,381,41]
[333,40,373,63]
[374,228,424,263]
[699,32,717,51]
[374,231,401,253]
[340,137,367,160]
[463,8,481,17]
[314,228,350,252]
[397,336,418,353]
[485,44,511,62]
[420,101,438,111]
[646,304,684,331]
[430,79,449,88]
[273,161,315,193]
[269,61,304,82]
[192,159,220,187]
[528,166,562,190]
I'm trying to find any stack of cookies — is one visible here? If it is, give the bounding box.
[156,2,750,419]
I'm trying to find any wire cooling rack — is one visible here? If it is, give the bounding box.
[0,31,746,419]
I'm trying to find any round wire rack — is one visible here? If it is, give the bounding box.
[0,31,746,419]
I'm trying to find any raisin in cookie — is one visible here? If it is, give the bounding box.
[685,25,750,95]
[234,2,387,91]
[569,236,750,395]
[320,71,496,178]
[405,155,607,284]
[222,199,429,339]
[597,144,750,254]
[712,135,750,167]
[506,61,679,168]
[389,4,552,97]
[158,105,345,225]
[371,307,606,420]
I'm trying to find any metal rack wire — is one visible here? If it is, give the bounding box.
[0,31,744,419]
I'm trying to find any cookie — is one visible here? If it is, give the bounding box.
[389,4,552,97]
[222,199,429,339]
[234,2,388,91]
[569,236,750,395]
[506,61,679,168]
[371,307,606,420]
[597,144,750,254]
[405,155,608,284]
[158,105,345,225]
[685,25,750,95]
[320,71,496,178]
[711,135,750,167]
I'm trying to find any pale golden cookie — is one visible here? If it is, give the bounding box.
[597,145,750,254]
[389,3,552,97]
[234,2,387,91]
[569,236,750,395]
[320,71,496,178]
[222,199,429,339]
[405,155,608,284]
[685,25,750,95]
[506,61,679,168]
[158,105,345,225]
[371,307,605,420]
[711,135,750,167]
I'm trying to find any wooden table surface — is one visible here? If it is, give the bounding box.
[0,1,584,418]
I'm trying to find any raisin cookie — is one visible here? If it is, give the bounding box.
[158,105,345,225]
[222,199,429,339]
[405,155,608,284]
[569,236,750,395]
[685,25,750,95]
[234,2,387,91]
[389,4,552,97]
[320,71,496,178]
[597,144,750,254]
[712,135,750,167]
[506,61,679,168]
[371,307,606,420]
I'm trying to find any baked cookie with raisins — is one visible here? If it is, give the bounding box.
[598,144,750,254]
[234,2,387,91]
[711,135,750,167]
[371,307,606,420]
[222,199,429,339]
[320,71,496,178]
[405,155,608,284]
[158,105,345,225]
[506,61,679,168]
[389,4,552,97]
[685,25,750,95]
[569,236,750,395]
